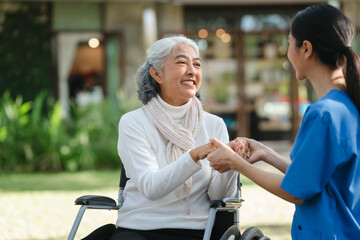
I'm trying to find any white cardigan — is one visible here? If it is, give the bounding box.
[116,99,238,230]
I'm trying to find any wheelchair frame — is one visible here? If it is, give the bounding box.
[68,165,270,240]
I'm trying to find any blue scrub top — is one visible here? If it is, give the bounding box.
[281,90,360,240]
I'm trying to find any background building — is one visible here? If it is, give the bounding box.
[2,0,360,141]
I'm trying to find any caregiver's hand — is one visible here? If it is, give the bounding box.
[208,138,246,173]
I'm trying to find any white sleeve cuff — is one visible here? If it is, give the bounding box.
[185,150,203,169]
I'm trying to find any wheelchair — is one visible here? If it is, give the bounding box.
[68,164,271,240]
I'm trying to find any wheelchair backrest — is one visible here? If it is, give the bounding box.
[119,163,129,188]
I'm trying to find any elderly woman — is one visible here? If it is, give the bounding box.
[110,35,238,240]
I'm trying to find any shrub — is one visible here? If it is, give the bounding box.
[0,3,51,102]
[0,91,140,172]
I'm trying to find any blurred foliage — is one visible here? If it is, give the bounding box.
[0,3,51,102]
[0,91,140,173]
[213,85,230,104]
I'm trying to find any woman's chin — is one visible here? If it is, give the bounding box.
[180,89,197,98]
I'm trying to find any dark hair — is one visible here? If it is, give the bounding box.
[291,4,360,112]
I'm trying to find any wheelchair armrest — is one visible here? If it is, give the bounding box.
[69,196,118,240]
[75,195,117,207]
[210,197,244,208]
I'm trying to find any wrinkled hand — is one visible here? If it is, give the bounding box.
[190,142,217,162]
[231,137,251,160]
[208,138,245,173]
[198,142,217,160]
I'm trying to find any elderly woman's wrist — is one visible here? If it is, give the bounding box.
[190,148,200,162]
[190,144,210,163]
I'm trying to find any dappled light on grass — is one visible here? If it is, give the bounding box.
[0,170,292,240]
[240,185,293,240]
[0,190,118,240]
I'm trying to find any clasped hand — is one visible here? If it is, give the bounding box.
[207,137,265,173]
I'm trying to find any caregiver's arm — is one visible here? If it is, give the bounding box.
[232,137,291,174]
[208,138,304,205]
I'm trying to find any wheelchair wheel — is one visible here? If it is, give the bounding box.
[219,225,241,240]
[240,227,266,240]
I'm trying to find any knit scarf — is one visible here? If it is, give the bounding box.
[144,95,203,212]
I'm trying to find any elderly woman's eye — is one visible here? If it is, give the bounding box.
[194,63,201,67]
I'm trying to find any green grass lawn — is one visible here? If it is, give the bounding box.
[0,170,121,192]
[0,170,292,240]
[0,170,256,192]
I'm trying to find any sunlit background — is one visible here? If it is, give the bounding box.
[1,0,359,239]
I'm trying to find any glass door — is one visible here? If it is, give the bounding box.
[243,31,293,140]
[184,5,310,141]
[187,29,238,139]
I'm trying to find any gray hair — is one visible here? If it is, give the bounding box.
[136,35,200,105]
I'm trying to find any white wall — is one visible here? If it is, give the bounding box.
[104,2,184,99]
[156,3,184,33]
[105,3,145,98]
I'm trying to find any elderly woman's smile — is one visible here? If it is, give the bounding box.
[181,80,196,86]
[150,43,202,106]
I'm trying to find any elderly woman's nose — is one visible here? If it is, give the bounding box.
[186,63,196,75]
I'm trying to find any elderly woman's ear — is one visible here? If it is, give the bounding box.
[150,67,163,84]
